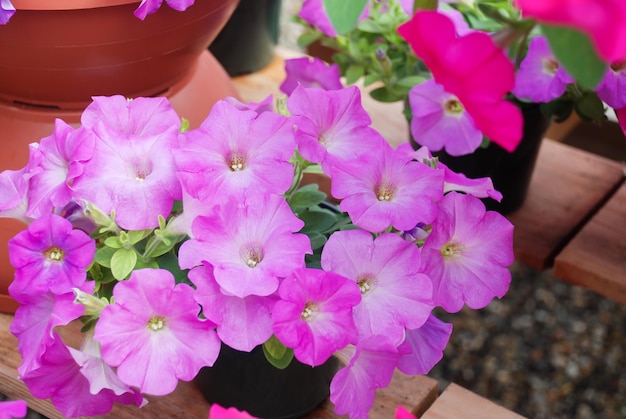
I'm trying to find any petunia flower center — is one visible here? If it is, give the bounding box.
[147,315,167,332]
[356,274,375,294]
[441,241,462,258]
[610,61,626,73]
[444,98,464,114]
[301,302,317,320]
[44,246,64,262]
[227,152,246,172]
[375,182,396,201]
[542,58,559,75]
[242,244,264,268]
[132,158,153,183]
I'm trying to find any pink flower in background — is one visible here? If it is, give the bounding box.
[596,62,626,109]
[190,264,276,352]
[0,166,31,224]
[179,193,310,298]
[513,0,626,63]
[397,314,453,375]
[409,79,484,156]
[8,214,94,297]
[330,144,443,232]
[0,400,27,419]
[21,334,144,418]
[398,10,523,152]
[298,0,338,37]
[395,406,418,419]
[420,192,514,312]
[321,230,433,343]
[26,120,95,219]
[513,36,575,103]
[95,269,220,396]
[272,268,361,366]
[134,0,195,20]
[280,57,343,95]
[175,100,296,197]
[224,95,274,114]
[209,404,258,419]
[287,85,387,172]
[0,0,15,25]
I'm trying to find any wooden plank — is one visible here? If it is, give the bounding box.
[554,182,626,305]
[0,313,438,418]
[507,139,625,270]
[421,383,525,419]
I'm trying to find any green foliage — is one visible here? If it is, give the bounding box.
[110,247,137,280]
[323,0,369,35]
[288,183,327,212]
[262,335,294,369]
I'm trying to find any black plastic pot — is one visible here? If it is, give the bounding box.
[196,343,339,418]
[209,0,282,76]
[428,102,550,214]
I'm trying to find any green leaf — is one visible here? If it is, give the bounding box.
[323,0,368,35]
[540,24,607,89]
[574,92,607,121]
[356,19,384,34]
[126,229,153,245]
[413,0,437,11]
[307,231,328,251]
[369,86,401,102]
[345,64,365,85]
[156,252,189,285]
[299,210,339,234]
[94,246,117,268]
[262,335,294,369]
[110,248,137,280]
[396,75,426,88]
[103,236,122,249]
[297,31,321,49]
[288,184,327,211]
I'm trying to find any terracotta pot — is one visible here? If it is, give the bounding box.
[0,0,240,313]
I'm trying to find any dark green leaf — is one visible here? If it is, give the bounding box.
[299,209,339,234]
[370,86,401,102]
[413,0,437,11]
[288,184,327,211]
[574,92,607,121]
[308,232,328,250]
[540,25,607,89]
[323,0,369,35]
[345,64,365,85]
[356,19,384,34]
[262,335,294,369]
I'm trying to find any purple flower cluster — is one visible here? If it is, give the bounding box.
[0,85,514,418]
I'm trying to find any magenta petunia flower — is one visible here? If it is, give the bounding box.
[0,400,27,419]
[395,405,418,419]
[209,404,258,419]
[175,100,296,197]
[596,61,626,109]
[398,10,523,152]
[72,98,182,230]
[513,36,575,103]
[286,85,388,172]
[513,0,626,63]
[298,0,338,37]
[321,230,433,343]
[330,143,444,232]
[134,0,195,20]
[10,287,89,376]
[272,267,361,366]
[280,57,343,95]
[420,192,514,312]
[21,334,144,418]
[0,0,15,25]
[330,336,402,418]
[0,166,31,224]
[8,214,95,297]
[178,192,311,298]
[409,79,484,156]
[224,95,274,114]
[190,264,276,352]
[94,268,221,396]
[396,314,453,375]
[26,120,95,219]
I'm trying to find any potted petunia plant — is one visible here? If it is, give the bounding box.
[289,0,626,213]
[0,78,516,417]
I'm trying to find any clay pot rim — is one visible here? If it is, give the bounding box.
[12,0,138,11]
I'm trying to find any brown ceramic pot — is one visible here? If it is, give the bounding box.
[0,0,240,313]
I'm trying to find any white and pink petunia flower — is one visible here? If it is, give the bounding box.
[280,57,343,95]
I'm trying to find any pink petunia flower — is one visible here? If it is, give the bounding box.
[209,404,258,419]
[398,10,523,152]
[397,314,453,375]
[0,166,31,225]
[94,268,221,396]
[596,61,626,109]
[298,0,339,37]
[420,192,514,312]
[330,336,403,418]
[512,36,575,103]
[134,0,195,20]
[21,334,144,418]
[0,0,15,25]
[330,143,444,233]
[395,406,418,419]
[72,97,182,230]
[280,57,343,95]
[321,230,433,343]
[409,79,484,156]
[178,193,311,298]
[0,400,27,419]
[8,214,95,297]
[190,264,276,352]
[272,267,361,366]
[513,0,626,63]
[175,100,296,197]
[287,85,388,172]
[26,120,95,219]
